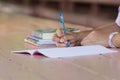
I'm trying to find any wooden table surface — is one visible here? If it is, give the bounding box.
[0,12,120,80]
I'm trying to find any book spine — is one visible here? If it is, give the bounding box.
[24,39,39,47]
[25,35,55,45]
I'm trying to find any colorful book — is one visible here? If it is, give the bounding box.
[32,29,56,40]
[32,28,80,40]
[24,35,55,45]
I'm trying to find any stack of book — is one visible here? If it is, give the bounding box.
[24,28,80,47]
[24,29,56,47]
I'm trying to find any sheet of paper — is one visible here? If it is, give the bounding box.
[12,45,117,58]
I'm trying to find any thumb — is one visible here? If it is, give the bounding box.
[56,27,64,37]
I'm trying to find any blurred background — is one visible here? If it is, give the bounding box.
[0,0,120,27]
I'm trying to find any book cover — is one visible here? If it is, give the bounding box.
[32,28,80,39]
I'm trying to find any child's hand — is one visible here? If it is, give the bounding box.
[52,28,80,47]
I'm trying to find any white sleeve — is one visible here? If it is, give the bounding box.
[115,6,120,26]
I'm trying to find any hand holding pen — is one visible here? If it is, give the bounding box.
[52,27,81,47]
[52,12,81,47]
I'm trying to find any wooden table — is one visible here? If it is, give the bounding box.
[0,12,120,80]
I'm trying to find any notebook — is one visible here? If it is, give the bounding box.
[12,45,117,58]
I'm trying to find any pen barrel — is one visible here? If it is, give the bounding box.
[62,23,67,34]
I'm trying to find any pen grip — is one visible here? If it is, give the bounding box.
[66,41,70,47]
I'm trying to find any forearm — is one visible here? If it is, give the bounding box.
[95,23,120,33]
[95,23,120,48]
[81,30,110,47]
[74,30,92,46]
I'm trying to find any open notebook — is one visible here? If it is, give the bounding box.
[12,45,117,58]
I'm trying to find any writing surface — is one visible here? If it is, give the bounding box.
[12,45,117,58]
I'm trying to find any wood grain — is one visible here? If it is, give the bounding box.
[0,12,119,80]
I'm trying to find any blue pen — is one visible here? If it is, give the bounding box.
[59,12,70,47]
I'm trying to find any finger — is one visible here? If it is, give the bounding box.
[52,34,60,42]
[56,40,76,47]
[69,40,79,46]
[69,39,77,43]
[56,28,64,37]
[69,43,76,47]
[55,42,66,47]
[63,34,77,43]
[55,41,77,47]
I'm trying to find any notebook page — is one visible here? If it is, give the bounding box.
[38,45,117,58]
[12,45,117,58]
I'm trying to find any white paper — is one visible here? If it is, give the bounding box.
[12,45,117,58]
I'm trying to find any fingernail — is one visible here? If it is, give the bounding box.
[60,38,64,42]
